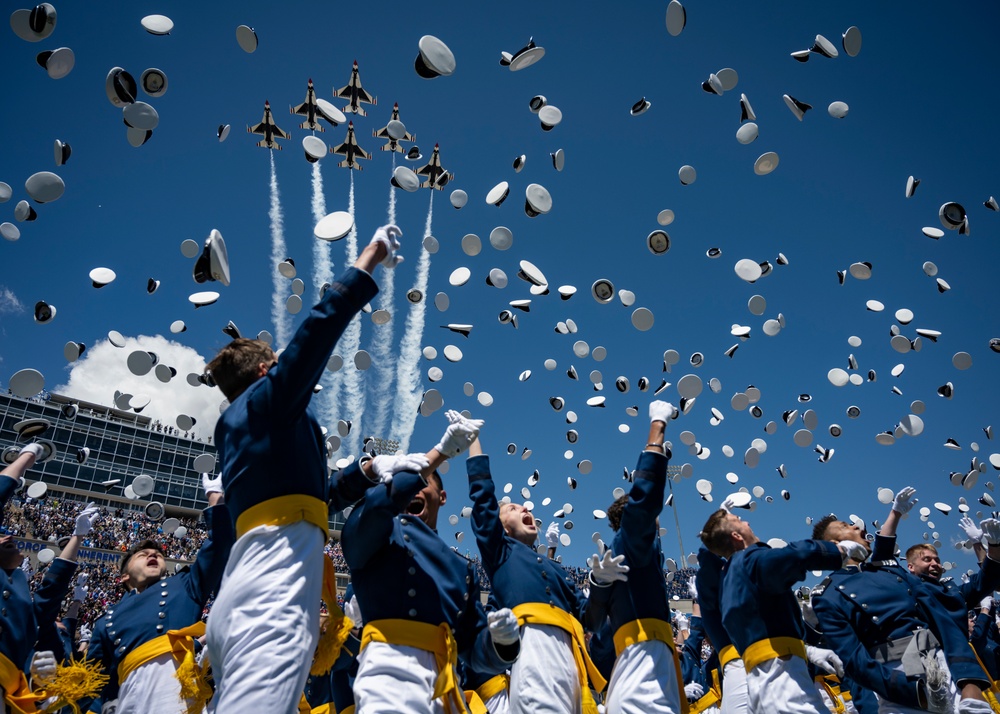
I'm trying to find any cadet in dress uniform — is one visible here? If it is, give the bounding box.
[899,515,1000,637]
[811,486,992,714]
[0,445,92,713]
[343,416,520,714]
[583,401,685,714]
[465,429,606,714]
[204,228,403,714]
[699,509,858,714]
[87,474,232,714]
[695,546,749,714]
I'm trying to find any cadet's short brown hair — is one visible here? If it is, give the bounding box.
[905,543,938,564]
[205,338,275,400]
[606,495,629,532]
[699,510,738,558]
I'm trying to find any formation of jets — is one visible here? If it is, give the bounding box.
[246,61,449,182]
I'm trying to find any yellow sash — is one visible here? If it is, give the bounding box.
[117,621,205,684]
[814,674,846,714]
[464,690,487,714]
[0,650,46,714]
[474,673,509,703]
[512,603,606,714]
[742,636,807,672]
[116,621,210,714]
[690,668,722,714]
[718,643,741,669]
[236,494,353,674]
[309,706,333,714]
[338,706,356,714]
[612,618,688,713]
[361,619,465,714]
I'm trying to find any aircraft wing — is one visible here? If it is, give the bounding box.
[355,144,371,161]
[355,87,376,106]
[273,124,291,140]
[331,141,349,156]
[400,129,415,142]
[291,101,309,116]
[248,121,266,135]
[415,162,436,177]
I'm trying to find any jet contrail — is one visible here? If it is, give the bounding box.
[340,172,366,456]
[269,152,292,348]
[367,157,398,440]
[391,191,434,453]
[310,161,339,426]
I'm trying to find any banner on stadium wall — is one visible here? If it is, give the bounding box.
[12,537,192,569]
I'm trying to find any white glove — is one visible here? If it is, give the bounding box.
[545,522,560,549]
[981,596,993,610]
[688,576,698,601]
[434,410,482,458]
[73,585,88,602]
[76,573,88,586]
[370,453,430,484]
[487,608,520,646]
[892,486,918,515]
[343,595,362,628]
[981,518,1000,546]
[101,701,118,714]
[369,224,403,268]
[719,495,738,513]
[74,502,100,536]
[838,540,869,564]
[684,682,705,701]
[675,613,691,634]
[960,516,984,541]
[587,551,629,585]
[201,473,224,496]
[806,645,844,678]
[30,650,57,684]
[649,400,677,424]
[18,443,44,461]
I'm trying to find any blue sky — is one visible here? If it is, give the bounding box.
[2,1,999,577]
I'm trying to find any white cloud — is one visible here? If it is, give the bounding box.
[55,335,224,439]
[0,287,24,315]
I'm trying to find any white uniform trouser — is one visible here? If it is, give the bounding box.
[745,656,829,714]
[484,688,510,714]
[509,623,579,714]
[206,521,323,714]
[354,641,448,714]
[720,658,750,714]
[605,640,682,714]
[117,652,198,714]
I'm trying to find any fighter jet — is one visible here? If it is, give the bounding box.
[247,100,291,150]
[291,78,324,132]
[416,144,453,189]
[373,102,416,153]
[330,121,370,170]
[335,60,377,117]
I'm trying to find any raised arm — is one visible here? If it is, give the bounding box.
[753,540,844,593]
[184,478,235,604]
[872,487,916,560]
[619,401,675,568]
[466,445,508,574]
[342,470,428,570]
[263,228,399,421]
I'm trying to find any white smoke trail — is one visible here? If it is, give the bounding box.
[310,161,339,425]
[391,191,434,453]
[269,152,292,348]
[367,155,397,439]
[340,172,366,456]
